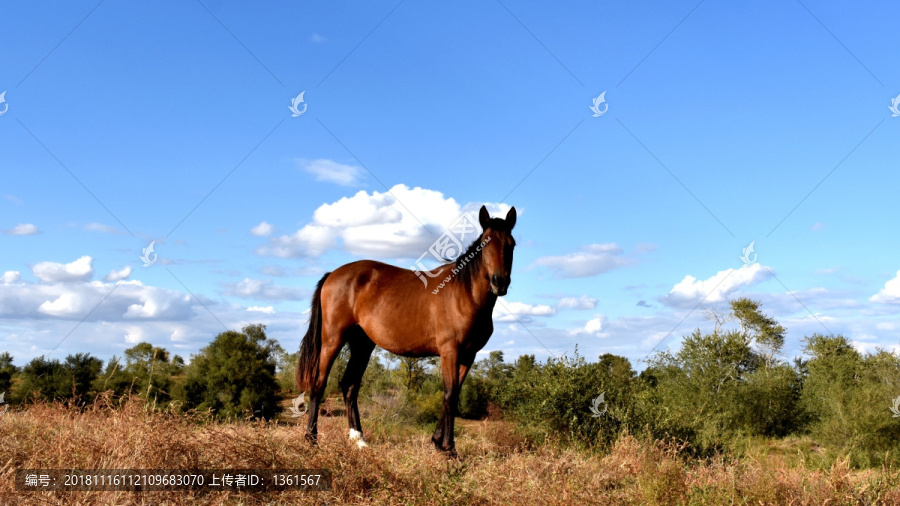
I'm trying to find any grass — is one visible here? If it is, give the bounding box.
[2,395,900,505]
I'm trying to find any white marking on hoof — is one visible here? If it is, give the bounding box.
[349,429,368,448]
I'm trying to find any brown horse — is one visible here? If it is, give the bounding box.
[296,205,516,456]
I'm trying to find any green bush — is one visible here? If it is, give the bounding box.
[178,324,282,420]
[15,353,102,403]
[799,334,900,467]
[497,349,637,448]
[0,352,17,393]
[636,300,803,454]
[94,343,183,406]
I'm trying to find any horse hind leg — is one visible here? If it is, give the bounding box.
[340,326,375,448]
[306,325,346,444]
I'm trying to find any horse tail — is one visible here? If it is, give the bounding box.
[296,272,331,392]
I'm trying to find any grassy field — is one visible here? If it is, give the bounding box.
[2,396,900,505]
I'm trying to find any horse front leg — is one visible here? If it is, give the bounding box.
[432,352,460,457]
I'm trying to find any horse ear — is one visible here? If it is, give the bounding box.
[505,207,517,230]
[479,205,490,230]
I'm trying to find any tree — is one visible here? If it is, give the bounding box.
[730,298,786,366]
[0,352,17,392]
[179,324,282,420]
[95,343,182,405]
[798,334,900,467]
[457,351,519,419]
[274,347,299,394]
[16,354,102,403]
[397,357,427,392]
[641,300,801,451]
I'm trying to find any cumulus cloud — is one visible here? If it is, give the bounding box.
[33,256,93,283]
[870,270,900,304]
[569,314,607,337]
[531,244,636,278]
[0,277,195,321]
[298,158,364,186]
[222,278,307,301]
[250,221,274,237]
[662,263,771,308]
[258,184,510,259]
[556,295,598,310]
[247,306,275,314]
[103,266,132,282]
[124,325,144,344]
[2,271,21,284]
[494,298,556,322]
[7,223,39,236]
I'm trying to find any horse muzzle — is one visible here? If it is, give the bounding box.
[490,274,510,296]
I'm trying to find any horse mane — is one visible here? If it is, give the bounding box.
[443,236,487,292]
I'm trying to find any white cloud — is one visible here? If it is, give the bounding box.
[849,340,900,355]
[124,325,144,344]
[556,295,597,310]
[0,278,315,364]
[570,314,607,337]
[258,184,510,259]
[299,158,364,186]
[7,223,39,236]
[0,272,195,321]
[223,278,307,301]
[870,270,900,304]
[662,263,771,308]
[531,244,635,278]
[493,298,556,322]
[247,306,275,314]
[33,256,93,283]
[2,271,21,284]
[250,221,274,237]
[103,266,132,282]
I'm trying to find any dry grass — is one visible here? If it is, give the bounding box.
[2,396,900,505]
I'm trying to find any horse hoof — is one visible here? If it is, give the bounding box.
[349,429,368,448]
[304,433,318,445]
[431,437,457,458]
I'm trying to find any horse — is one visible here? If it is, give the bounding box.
[295,205,516,457]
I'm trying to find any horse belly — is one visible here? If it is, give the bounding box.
[354,286,443,356]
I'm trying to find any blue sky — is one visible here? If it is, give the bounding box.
[1,0,899,368]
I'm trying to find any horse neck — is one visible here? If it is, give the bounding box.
[454,264,496,314]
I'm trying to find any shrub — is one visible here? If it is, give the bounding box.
[15,353,102,403]
[0,352,16,393]
[800,334,900,467]
[178,324,282,420]
[496,349,637,448]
